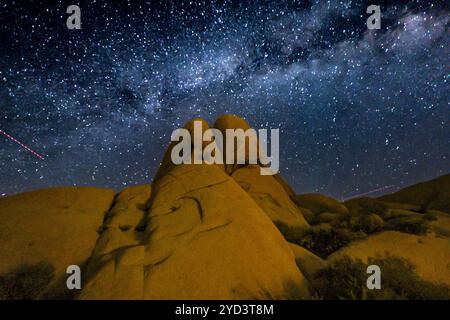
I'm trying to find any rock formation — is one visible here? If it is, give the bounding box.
[0,115,449,300]
[79,163,309,299]
[0,187,115,298]
[328,231,450,287]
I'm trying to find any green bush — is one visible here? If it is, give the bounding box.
[274,222,366,259]
[312,255,450,300]
[0,262,54,300]
[386,217,429,235]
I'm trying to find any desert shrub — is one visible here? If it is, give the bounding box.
[386,217,429,235]
[296,229,350,259]
[424,212,438,221]
[361,200,388,217]
[275,222,366,259]
[0,262,54,300]
[342,199,391,234]
[296,228,365,259]
[359,199,388,218]
[312,256,366,299]
[312,255,450,300]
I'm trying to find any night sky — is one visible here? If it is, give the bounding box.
[0,0,449,199]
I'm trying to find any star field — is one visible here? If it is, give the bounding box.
[0,0,449,199]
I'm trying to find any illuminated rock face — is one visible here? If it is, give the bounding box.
[80,163,309,299]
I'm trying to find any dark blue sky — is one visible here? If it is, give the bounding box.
[0,0,449,199]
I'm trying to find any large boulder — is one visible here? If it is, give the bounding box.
[0,187,115,298]
[79,164,310,299]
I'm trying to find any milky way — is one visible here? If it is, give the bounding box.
[0,0,449,198]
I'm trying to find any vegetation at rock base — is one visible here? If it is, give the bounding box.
[311,255,450,300]
[0,262,54,300]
